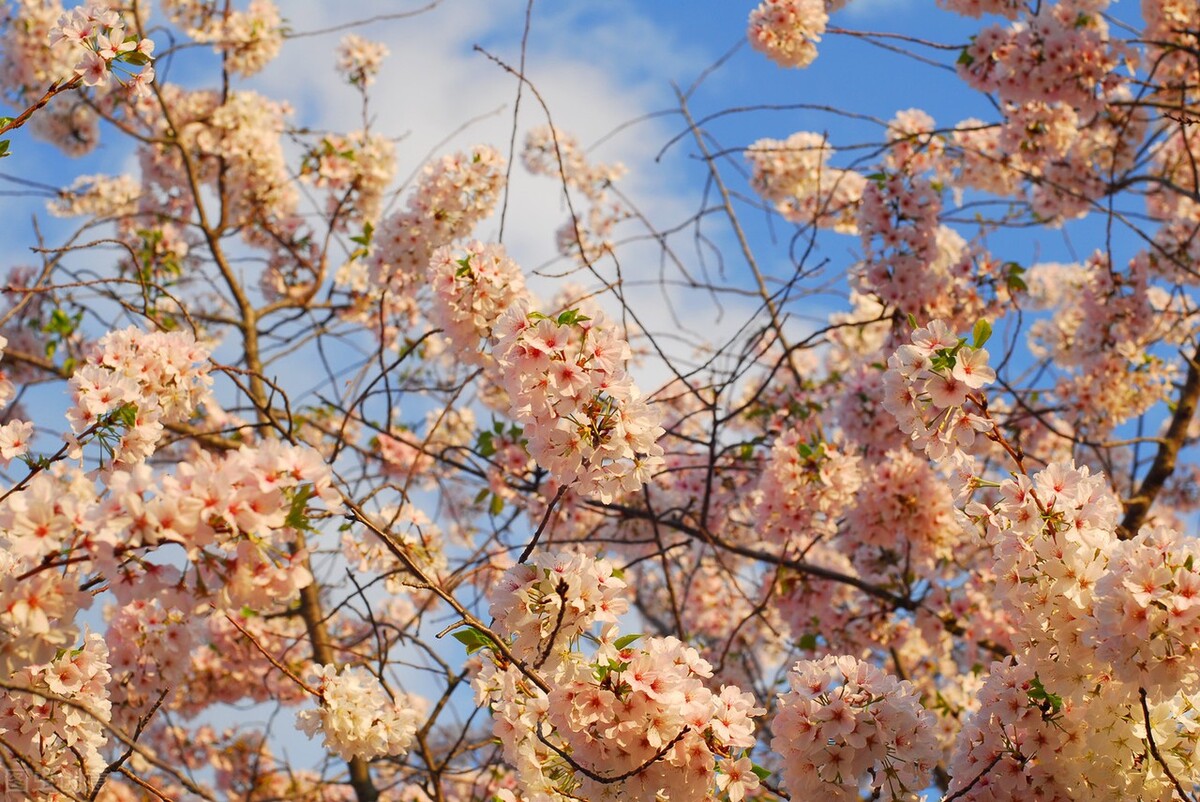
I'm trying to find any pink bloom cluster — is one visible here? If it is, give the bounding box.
[479,552,765,802]
[161,0,282,77]
[0,634,112,799]
[1,1,77,100]
[1090,525,1200,697]
[48,172,140,218]
[958,1,1127,115]
[754,426,862,549]
[522,126,628,264]
[373,145,506,281]
[300,130,396,225]
[745,132,866,233]
[489,551,628,664]
[336,33,389,87]
[354,146,505,337]
[427,241,531,363]
[747,0,830,69]
[942,448,1200,796]
[843,446,962,579]
[1026,254,1180,435]
[883,320,995,463]
[975,461,1119,687]
[492,306,664,502]
[67,326,213,463]
[106,595,193,715]
[49,2,155,95]
[139,87,297,233]
[856,172,941,312]
[523,126,625,201]
[0,336,31,468]
[945,659,1075,800]
[884,109,944,175]
[552,639,764,802]
[773,655,938,800]
[296,663,421,762]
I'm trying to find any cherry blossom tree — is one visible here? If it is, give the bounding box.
[0,1,1199,800]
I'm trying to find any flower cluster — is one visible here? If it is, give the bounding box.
[747,0,832,69]
[49,2,155,95]
[882,320,995,463]
[1025,253,1180,435]
[49,172,140,218]
[754,427,862,549]
[299,130,396,225]
[351,145,506,338]
[1089,525,1200,697]
[296,663,422,762]
[0,634,112,800]
[336,33,389,87]
[957,2,1127,115]
[372,145,506,282]
[492,306,664,502]
[67,326,213,463]
[842,446,962,579]
[856,172,941,311]
[523,126,625,201]
[162,0,282,77]
[427,241,531,362]
[554,639,764,802]
[489,551,628,664]
[522,126,628,263]
[478,552,765,802]
[139,87,297,233]
[1,1,77,103]
[773,655,938,800]
[745,132,865,233]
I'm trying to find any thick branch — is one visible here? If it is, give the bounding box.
[1121,349,1200,538]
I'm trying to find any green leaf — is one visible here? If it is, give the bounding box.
[349,221,374,246]
[798,632,819,650]
[451,626,496,655]
[284,484,316,532]
[489,493,504,516]
[112,402,139,428]
[1028,675,1062,713]
[972,319,992,349]
[473,487,490,505]
[46,308,77,337]
[906,312,918,329]
[477,430,496,458]
[1185,554,1194,572]
[0,139,9,159]
[555,308,591,326]
[613,633,642,650]
[750,765,772,782]
[957,46,974,67]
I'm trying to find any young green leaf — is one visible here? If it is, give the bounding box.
[972,319,992,349]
